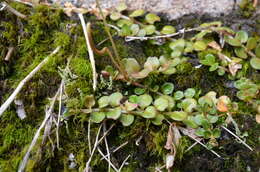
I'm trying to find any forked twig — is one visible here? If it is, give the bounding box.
[221,126,253,151]
[78,13,97,91]
[0,46,61,117]
[100,141,128,160]
[97,148,119,172]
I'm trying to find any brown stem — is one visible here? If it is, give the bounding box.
[4,47,14,61]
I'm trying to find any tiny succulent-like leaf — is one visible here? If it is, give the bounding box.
[217,68,225,76]
[181,98,197,112]
[194,114,207,125]
[234,78,253,89]
[120,24,132,36]
[129,9,145,17]
[195,128,206,137]
[123,58,141,75]
[212,128,221,138]
[124,101,138,111]
[90,112,106,123]
[161,26,176,34]
[145,13,160,24]
[207,115,219,123]
[161,82,174,95]
[137,29,146,37]
[184,88,196,98]
[141,106,157,118]
[209,63,219,71]
[119,114,135,126]
[183,116,199,129]
[169,39,185,51]
[171,49,182,58]
[134,87,146,95]
[235,47,248,59]
[246,37,257,50]
[131,68,150,79]
[116,2,127,12]
[129,95,139,103]
[154,97,169,111]
[152,114,165,125]
[193,41,207,51]
[161,95,175,110]
[98,96,109,108]
[144,57,160,71]
[235,30,248,43]
[106,107,121,120]
[200,54,216,66]
[144,25,156,35]
[255,44,260,57]
[138,94,153,108]
[109,92,123,107]
[174,91,184,100]
[117,19,133,27]
[250,57,260,70]
[217,96,230,112]
[224,36,241,46]
[130,24,140,35]
[167,111,187,121]
[110,12,121,20]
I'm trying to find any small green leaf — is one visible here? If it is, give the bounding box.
[200,54,216,66]
[124,101,138,111]
[117,19,133,27]
[137,29,146,37]
[209,63,219,71]
[145,13,160,24]
[181,98,197,112]
[183,116,198,129]
[217,68,225,76]
[250,57,260,70]
[224,36,241,46]
[207,115,218,123]
[171,49,182,58]
[129,95,139,103]
[194,114,207,125]
[110,12,121,20]
[184,88,196,98]
[246,37,257,50]
[141,106,157,118]
[161,95,175,110]
[134,88,146,95]
[193,41,207,51]
[169,39,185,51]
[144,25,156,35]
[235,47,248,59]
[106,107,121,120]
[152,114,165,125]
[129,9,145,17]
[123,58,141,74]
[161,26,176,34]
[116,2,127,12]
[212,128,221,138]
[154,97,169,111]
[174,91,184,100]
[119,114,135,126]
[144,57,160,71]
[235,31,248,43]
[138,94,153,108]
[167,111,187,121]
[90,112,106,123]
[119,24,132,36]
[109,92,123,107]
[130,24,140,35]
[161,82,174,95]
[98,96,109,108]
[195,128,205,137]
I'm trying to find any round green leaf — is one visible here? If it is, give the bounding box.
[246,37,257,50]
[235,47,248,59]
[130,24,140,35]
[98,96,109,108]
[138,94,153,108]
[169,39,185,51]
[117,19,133,27]
[152,114,165,125]
[184,88,196,98]
[144,25,156,35]
[119,24,132,36]
[144,57,160,71]
[134,87,146,95]
[110,12,121,21]
[212,128,221,138]
[171,49,182,58]
[116,2,127,12]
[167,111,187,121]
[119,114,135,126]
[255,44,260,57]
[181,98,197,112]
[207,115,218,123]
[137,29,146,37]
[174,91,184,100]
[183,116,199,128]
[250,57,260,70]
[195,128,206,137]
[154,97,169,111]
[235,30,248,43]
[194,114,207,125]
[193,41,207,51]
[90,112,106,123]
[124,101,138,111]
[129,95,139,104]
[141,106,157,118]
[106,107,121,120]
[123,58,141,75]
[161,95,175,110]
[129,9,145,17]
[224,36,241,46]
[217,68,225,76]
[145,13,160,24]
[161,26,176,34]
[109,92,123,107]
[161,82,174,95]
[200,54,216,66]
[209,63,219,71]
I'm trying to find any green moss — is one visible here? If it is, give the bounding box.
[70,57,92,79]
[239,0,256,18]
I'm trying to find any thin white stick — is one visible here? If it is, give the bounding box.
[119,155,130,171]
[85,124,102,172]
[0,47,60,117]
[221,126,253,151]
[185,142,199,152]
[56,81,64,149]
[103,123,111,172]
[77,13,97,91]
[18,85,61,172]
[97,148,119,172]
[100,141,128,160]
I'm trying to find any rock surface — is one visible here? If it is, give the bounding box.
[64,0,238,20]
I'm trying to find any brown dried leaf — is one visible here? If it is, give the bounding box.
[208,41,222,51]
[228,62,242,76]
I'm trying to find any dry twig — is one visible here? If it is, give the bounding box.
[0,2,27,19]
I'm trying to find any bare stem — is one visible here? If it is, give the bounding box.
[1,2,27,19]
